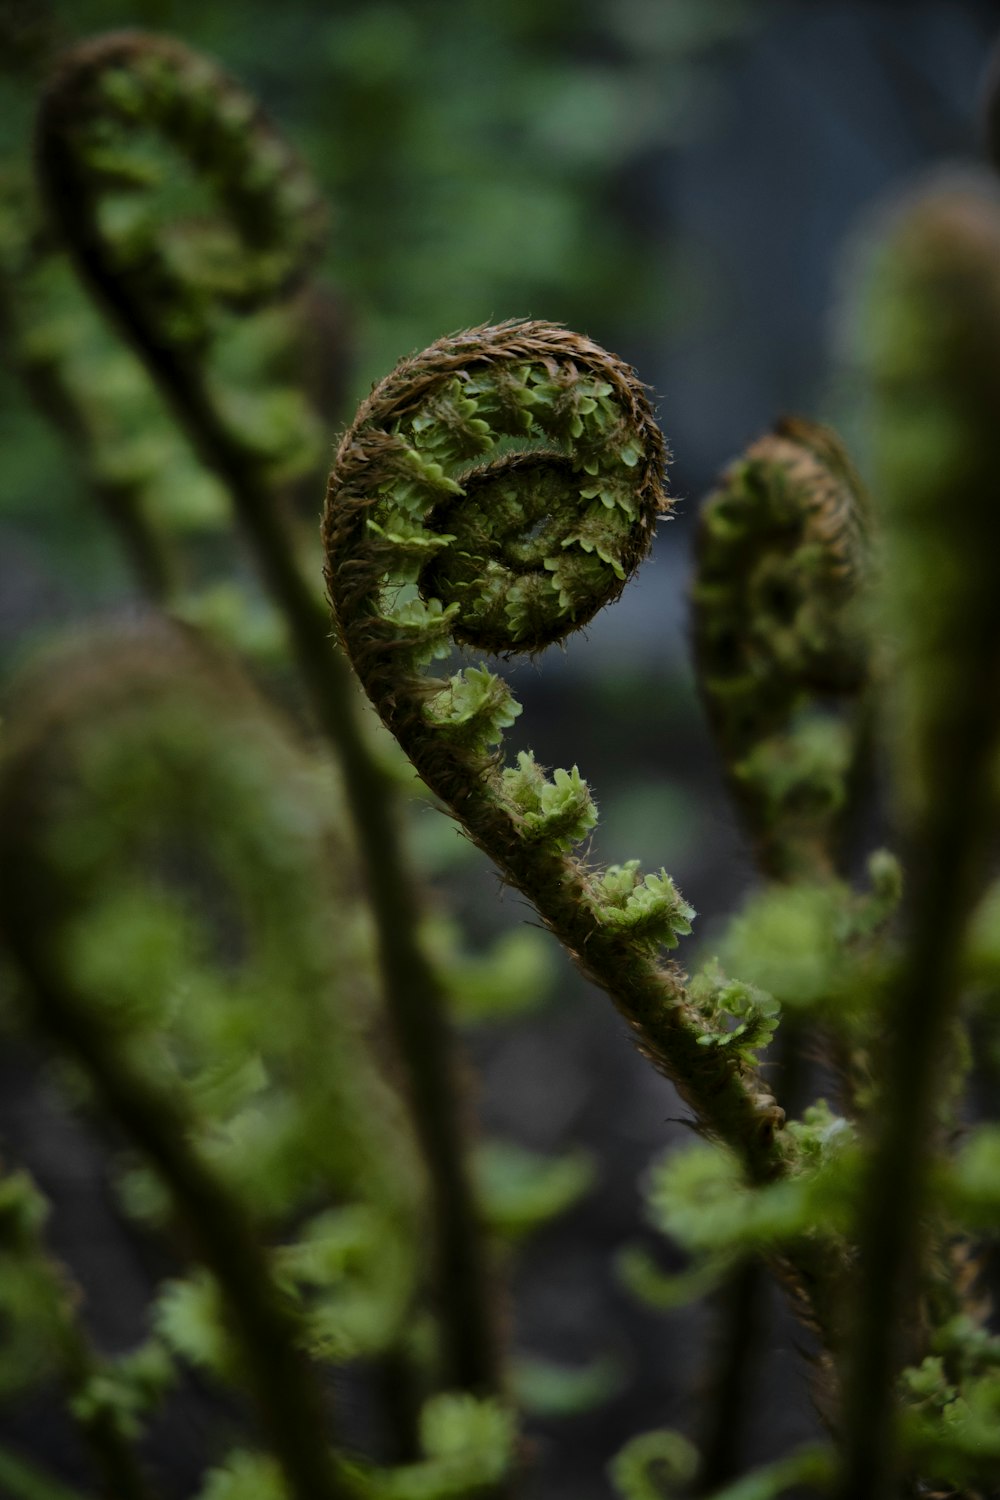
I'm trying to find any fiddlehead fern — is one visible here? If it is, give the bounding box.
[327,318,665,653]
[36,33,499,1400]
[33,29,328,614]
[323,321,795,1184]
[325,319,666,785]
[38,31,325,349]
[693,418,871,881]
[0,618,423,1500]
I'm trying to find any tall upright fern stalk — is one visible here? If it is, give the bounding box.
[0,21,999,1500]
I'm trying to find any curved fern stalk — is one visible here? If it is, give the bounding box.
[0,186,348,619]
[323,319,798,1186]
[35,32,500,1398]
[835,174,1000,1500]
[693,417,871,884]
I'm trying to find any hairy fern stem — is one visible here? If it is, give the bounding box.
[321,323,860,1367]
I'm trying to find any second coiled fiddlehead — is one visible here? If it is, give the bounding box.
[323,321,797,1186]
[693,417,871,882]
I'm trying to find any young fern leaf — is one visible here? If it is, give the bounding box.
[690,426,874,1487]
[323,321,794,1186]
[693,418,870,881]
[608,1428,699,1500]
[0,167,318,623]
[33,31,328,611]
[37,31,325,343]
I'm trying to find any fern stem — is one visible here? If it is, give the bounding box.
[70,258,499,1401]
[35,32,500,1400]
[17,347,177,603]
[321,322,873,1388]
[836,175,1000,1499]
[323,321,791,1183]
[836,799,991,1498]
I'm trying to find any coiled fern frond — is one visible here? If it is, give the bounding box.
[323,321,805,1186]
[38,30,325,343]
[693,417,871,881]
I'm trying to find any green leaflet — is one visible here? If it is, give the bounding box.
[501,751,597,850]
[68,1340,175,1442]
[196,1452,288,1500]
[689,960,780,1064]
[705,1447,834,1500]
[592,862,695,949]
[424,665,523,749]
[640,1105,857,1269]
[617,1242,735,1312]
[511,1353,624,1418]
[473,1140,594,1240]
[608,1430,699,1500]
[934,1124,1000,1227]
[276,1206,415,1363]
[354,1394,516,1500]
[153,1272,241,1383]
[610,1435,833,1500]
[437,926,557,1022]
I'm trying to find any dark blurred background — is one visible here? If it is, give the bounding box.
[2,2,999,1496]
